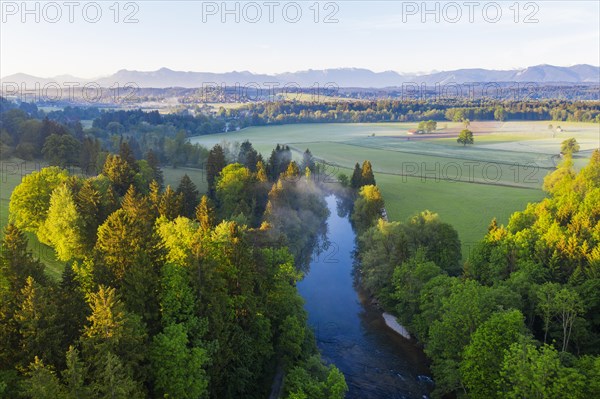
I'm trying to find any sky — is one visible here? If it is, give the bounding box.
[1,0,599,77]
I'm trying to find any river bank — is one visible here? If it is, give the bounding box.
[382,313,411,340]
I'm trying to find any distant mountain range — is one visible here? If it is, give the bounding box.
[2,65,599,89]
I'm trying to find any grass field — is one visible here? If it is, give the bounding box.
[190,121,599,257]
[373,172,545,256]
[162,166,209,194]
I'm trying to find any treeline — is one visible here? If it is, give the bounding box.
[229,99,600,124]
[349,152,600,398]
[0,140,348,398]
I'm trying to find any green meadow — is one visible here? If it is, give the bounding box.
[162,166,209,193]
[190,121,599,256]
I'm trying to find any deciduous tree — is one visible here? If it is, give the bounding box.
[457,129,474,146]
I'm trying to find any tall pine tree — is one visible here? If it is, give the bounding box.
[176,174,199,219]
[350,163,362,189]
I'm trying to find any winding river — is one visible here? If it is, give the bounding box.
[296,195,433,399]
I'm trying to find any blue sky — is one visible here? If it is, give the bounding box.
[1,1,599,77]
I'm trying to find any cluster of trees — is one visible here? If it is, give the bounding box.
[263,161,330,271]
[351,151,600,398]
[203,140,328,270]
[0,109,84,164]
[91,109,225,137]
[1,139,348,398]
[417,120,437,132]
[348,160,376,190]
[0,102,210,171]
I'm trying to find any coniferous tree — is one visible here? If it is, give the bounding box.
[81,286,147,380]
[121,185,157,225]
[301,149,316,173]
[95,209,151,281]
[75,180,102,250]
[0,223,46,291]
[256,160,268,183]
[238,140,259,172]
[103,185,120,218]
[159,186,183,220]
[283,161,300,180]
[57,266,89,353]
[120,185,140,215]
[0,225,47,368]
[361,160,376,186]
[103,154,135,196]
[14,277,63,369]
[119,141,139,173]
[80,136,101,175]
[148,180,161,210]
[146,150,164,188]
[206,144,226,197]
[350,163,362,189]
[267,144,293,181]
[253,160,270,223]
[90,352,143,399]
[267,146,279,181]
[195,195,215,232]
[95,197,163,326]
[176,174,199,219]
[21,357,64,399]
[62,346,89,399]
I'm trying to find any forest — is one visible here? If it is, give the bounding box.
[0,127,349,398]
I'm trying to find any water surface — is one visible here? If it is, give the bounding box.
[297,195,432,399]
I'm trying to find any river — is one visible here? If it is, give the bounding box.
[296,195,433,399]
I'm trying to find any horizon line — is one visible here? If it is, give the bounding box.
[2,63,599,81]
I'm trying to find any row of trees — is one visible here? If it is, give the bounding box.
[350,151,600,398]
[1,139,348,398]
[232,99,600,124]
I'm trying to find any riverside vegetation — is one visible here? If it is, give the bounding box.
[350,151,600,398]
